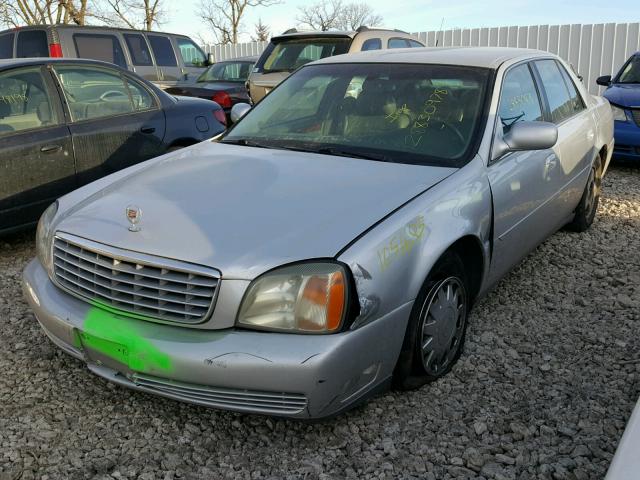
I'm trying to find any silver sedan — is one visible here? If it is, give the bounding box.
[23,47,614,419]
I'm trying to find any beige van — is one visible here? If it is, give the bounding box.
[247,26,424,102]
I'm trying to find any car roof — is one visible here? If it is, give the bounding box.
[311,46,554,69]
[0,57,130,70]
[0,24,190,38]
[272,27,413,41]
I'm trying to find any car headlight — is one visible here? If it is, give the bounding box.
[237,262,350,333]
[36,201,58,276]
[612,105,628,122]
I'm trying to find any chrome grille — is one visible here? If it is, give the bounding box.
[631,109,640,127]
[53,236,218,323]
[132,374,308,415]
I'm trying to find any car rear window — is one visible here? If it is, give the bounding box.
[73,33,127,68]
[124,33,153,66]
[258,37,351,73]
[16,30,48,57]
[148,35,177,67]
[0,33,14,58]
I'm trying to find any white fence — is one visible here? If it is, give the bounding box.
[204,22,640,95]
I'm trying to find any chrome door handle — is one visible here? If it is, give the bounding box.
[41,144,62,154]
[140,126,156,134]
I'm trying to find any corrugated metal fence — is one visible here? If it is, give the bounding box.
[204,23,640,95]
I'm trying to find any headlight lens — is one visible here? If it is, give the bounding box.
[611,105,628,122]
[237,262,348,333]
[36,201,58,276]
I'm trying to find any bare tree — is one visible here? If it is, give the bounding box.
[198,0,280,45]
[1,0,90,27]
[296,0,342,31]
[252,17,269,41]
[335,2,382,30]
[95,0,164,30]
[296,0,383,32]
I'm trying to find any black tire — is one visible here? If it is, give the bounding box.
[568,156,603,232]
[393,252,470,390]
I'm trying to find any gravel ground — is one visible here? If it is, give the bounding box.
[1,165,638,480]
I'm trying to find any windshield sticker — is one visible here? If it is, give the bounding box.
[377,216,427,272]
[0,93,27,104]
[405,88,449,148]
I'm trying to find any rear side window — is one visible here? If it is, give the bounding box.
[148,35,177,66]
[176,37,207,67]
[73,34,127,68]
[124,33,152,66]
[388,38,409,49]
[498,63,543,133]
[361,38,381,51]
[17,30,48,57]
[0,33,14,58]
[534,59,574,124]
[557,62,585,115]
[0,66,58,135]
[54,65,148,121]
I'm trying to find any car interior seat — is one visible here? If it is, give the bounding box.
[0,102,15,133]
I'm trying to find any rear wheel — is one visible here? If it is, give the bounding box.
[394,252,470,390]
[568,156,602,232]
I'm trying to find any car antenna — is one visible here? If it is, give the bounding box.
[436,18,445,46]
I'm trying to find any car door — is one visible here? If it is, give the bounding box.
[486,61,565,284]
[51,64,166,187]
[0,65,74,231]
[532,59,594,212]
[146,34,181,88]
[123,33,160,82]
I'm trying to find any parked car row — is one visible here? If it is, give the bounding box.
[0,58,226,234]
[20,46,614,419]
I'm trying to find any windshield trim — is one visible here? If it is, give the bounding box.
[223,61,496,168]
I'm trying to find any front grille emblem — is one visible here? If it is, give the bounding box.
[126,205,142,232]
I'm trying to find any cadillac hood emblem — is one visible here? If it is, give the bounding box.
[125,205,142,232]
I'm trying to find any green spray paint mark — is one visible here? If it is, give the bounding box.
[81,302,173,374]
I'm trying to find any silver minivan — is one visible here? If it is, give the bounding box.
[0,25,211,88]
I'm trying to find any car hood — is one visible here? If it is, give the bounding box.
[56,142,455,279]
[603,84,640,108]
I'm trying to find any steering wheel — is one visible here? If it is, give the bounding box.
[100,90,128,101]
[433,119,466,146]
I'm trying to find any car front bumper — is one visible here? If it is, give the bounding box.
[613,120,640,161]
[22,258,411,419]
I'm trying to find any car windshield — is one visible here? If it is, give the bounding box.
[223,63,490,167]
[261,37,351,73]
[618,55,640,84]
[198,61,254,83]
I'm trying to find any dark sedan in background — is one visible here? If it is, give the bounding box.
[598,51,640,162]
[0,58,226,234]
[165,56,257,121]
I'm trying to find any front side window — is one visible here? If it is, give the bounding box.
[617,55,640,84]
[0,67,58,135]
[73,34,127,68]
[498,63,543,133]
[407,40,425,48]
[148,35,177,67]
[176,37,207,67]
[54,66,145,121]
[388,38,409,49]
[557,62,585,115]
[361,38,381,51]
[260,37,351,73]
[198,61,253,82]
[534,59,574,124]
[0,33,14,59]
[16,30,48,57]
[223,63,490,167]
[124,33,153,66]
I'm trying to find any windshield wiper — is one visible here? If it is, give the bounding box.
[315,147,395,162]
[220,138,275,149]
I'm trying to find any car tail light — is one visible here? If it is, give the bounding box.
[212,91,232,109]
[213,109,226,127]
[49,43,63,57]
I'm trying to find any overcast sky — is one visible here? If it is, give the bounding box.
[162,0,639,44]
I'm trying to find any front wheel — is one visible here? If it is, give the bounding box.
[394,252,470,390]
[568,156,602,232]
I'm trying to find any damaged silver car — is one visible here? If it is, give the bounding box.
[23,47,614,419]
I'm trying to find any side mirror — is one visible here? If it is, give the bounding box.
[493,121,558,159]
[596,75,611,87]
[230,102,251,124]
[206,53,215,66]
